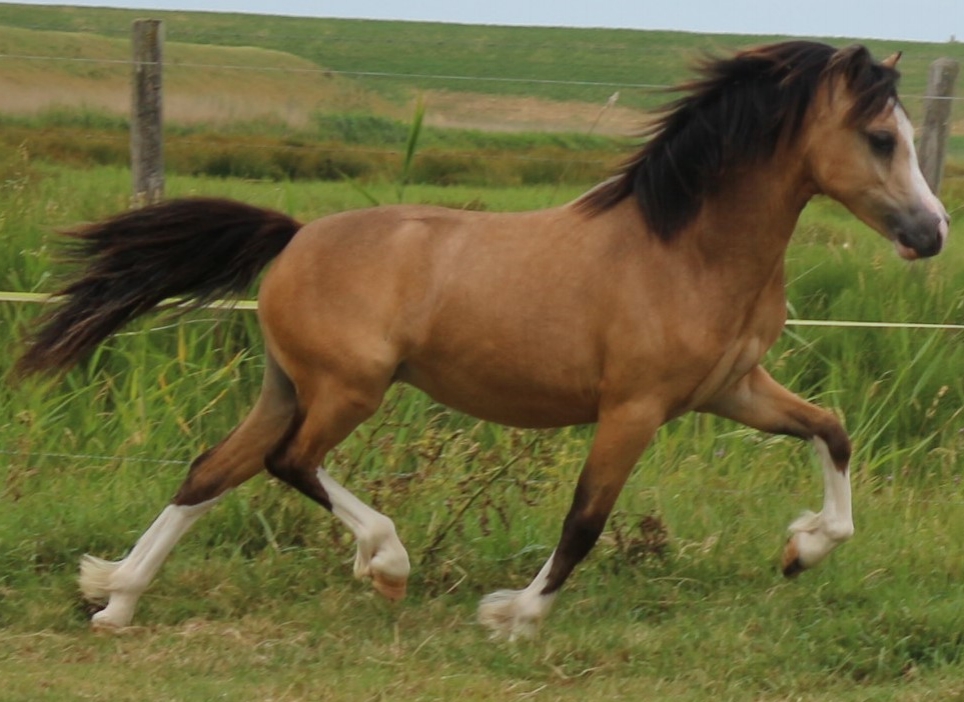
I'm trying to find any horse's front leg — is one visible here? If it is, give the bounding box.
[478,402,661,640]
[703,364,854,575]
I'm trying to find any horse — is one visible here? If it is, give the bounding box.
[16,41,949,640]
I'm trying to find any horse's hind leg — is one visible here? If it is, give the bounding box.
[265,375,410,600]
[81,355,297,629]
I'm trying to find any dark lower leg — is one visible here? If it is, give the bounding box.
[540,483,610,595]
[175,354,297,506]
[264,412,333,510]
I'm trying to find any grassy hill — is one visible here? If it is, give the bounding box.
[0,24,391,128]
[2,4,962,110]
[0,4,960,183]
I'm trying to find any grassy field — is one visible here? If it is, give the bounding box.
[2,7,964,699]
[0,22,629,186]
[1,4,962,132]
[1,150,964,699]
[3,4,963,105]
[0,6,961,187]
[0,23,402,127]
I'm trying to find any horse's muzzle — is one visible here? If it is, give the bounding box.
[890,207,950,260]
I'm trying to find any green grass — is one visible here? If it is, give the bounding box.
[1,155,964,699]
[2,9,964,698]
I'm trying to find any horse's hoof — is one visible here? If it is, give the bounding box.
[89,612,127,632]
[477,589,546,641]
[372,574,407,602]
[781,538,804,578]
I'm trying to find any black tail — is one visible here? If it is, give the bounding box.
[16,197,302,376]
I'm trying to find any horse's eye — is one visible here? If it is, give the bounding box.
[866,131,896,158]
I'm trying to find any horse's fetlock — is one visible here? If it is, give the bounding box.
[827,520,854,543]
[355,513,397,554]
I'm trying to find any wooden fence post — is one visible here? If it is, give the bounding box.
[918,57,959,195]
[131,19,164,204]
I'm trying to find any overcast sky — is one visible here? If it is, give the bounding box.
[11,0,963,44]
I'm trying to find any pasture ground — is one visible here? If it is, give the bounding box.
[1,163,963,700]
[1,8,964,699]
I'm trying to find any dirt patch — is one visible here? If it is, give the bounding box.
[422,90,646,136]
[3,79,648,137]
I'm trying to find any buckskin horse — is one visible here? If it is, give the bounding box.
[16,41,950,639]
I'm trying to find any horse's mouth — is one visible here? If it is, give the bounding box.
[894,231,944,260]
[890,211,948,260]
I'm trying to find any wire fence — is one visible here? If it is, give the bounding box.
[5,440,964,506]
[0,52,677,91]
[3,291,964,331]
[1,15,961,172]
[2,50,963,102]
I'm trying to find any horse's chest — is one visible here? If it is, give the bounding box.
[683,324,779,411]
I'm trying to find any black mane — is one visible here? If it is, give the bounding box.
[577,41,900,239]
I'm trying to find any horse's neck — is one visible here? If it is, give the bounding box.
[687,160,812,279]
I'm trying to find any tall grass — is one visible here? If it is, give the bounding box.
[0,110,620,186]
[2,160,964,699]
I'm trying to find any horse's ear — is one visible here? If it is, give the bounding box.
[881,51,902,69]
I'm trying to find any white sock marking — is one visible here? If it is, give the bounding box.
[82,495,222,628]
[316,468,410,594]
[478,550,558,641]
[788,438,854,567]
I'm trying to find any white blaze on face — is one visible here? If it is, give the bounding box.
[893,106,950,258]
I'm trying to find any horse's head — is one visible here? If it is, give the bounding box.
[806,47,950,260]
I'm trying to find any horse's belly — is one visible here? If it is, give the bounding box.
[396,361,599,429]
